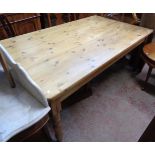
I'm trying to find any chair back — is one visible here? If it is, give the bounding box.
[0,15,15,38]
[0,44,16,67]
[13,63,49,107]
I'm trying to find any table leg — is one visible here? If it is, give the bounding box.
[49,100,63,142]
[0,53,15,88]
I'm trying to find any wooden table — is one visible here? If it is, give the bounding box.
[0,15,153,141]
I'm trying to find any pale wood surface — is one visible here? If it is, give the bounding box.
[0,15,153,102]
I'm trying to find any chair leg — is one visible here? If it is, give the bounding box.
[0,53,16,88]
[43,122,56,141]
[142,66,153,90]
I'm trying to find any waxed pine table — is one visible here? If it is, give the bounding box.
[0,15,153,141]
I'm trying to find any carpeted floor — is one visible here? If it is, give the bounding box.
[61,60,155,141]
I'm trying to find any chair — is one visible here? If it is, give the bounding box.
[104,13,140,25]
[135,13,155,73]
[140,14,155,35]
[68,14,79,22]
[0,63,51,141]
[127,14,155,73]
[0,14,15,38]
[141,42,155,90]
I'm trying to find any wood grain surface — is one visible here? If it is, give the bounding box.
[143,42,155,61]
[0,15,153,102]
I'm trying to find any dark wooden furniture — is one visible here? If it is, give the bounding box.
[46,13,104,27]
[104,13,140,25]
[0,13,41,40]
[130,14,155,73]
[0,13,142,39]
[9,115,51,142]
[0,53,15,88]
[139,117,155,142]
[141,42,155,90]
[47,13,79,27]
[0,14,15,38]
[45,13,142,29]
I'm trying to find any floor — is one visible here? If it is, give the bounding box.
[61,60,155,141]
[1,58,155,142]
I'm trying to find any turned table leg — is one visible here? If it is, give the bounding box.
[0,53,15,88]
[49,100,63,142]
